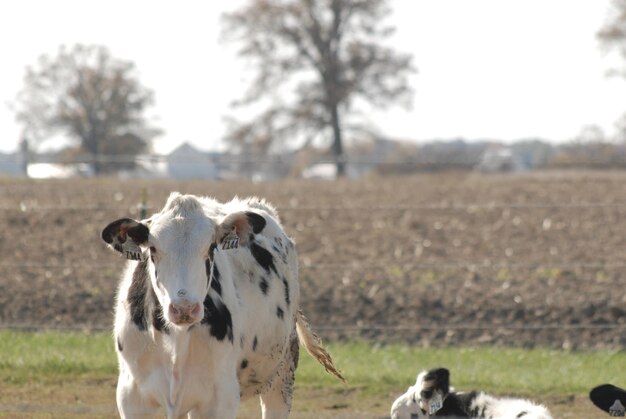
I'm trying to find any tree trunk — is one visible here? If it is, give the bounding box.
[88,132,101,175]
[19,136,29,176]
[329,103,346,177]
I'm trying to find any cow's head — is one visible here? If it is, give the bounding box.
[102,193,266,328]
[391,368,452,419]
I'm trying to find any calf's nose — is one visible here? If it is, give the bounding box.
[168,301,202,324]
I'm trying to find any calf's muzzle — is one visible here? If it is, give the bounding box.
[168,300,202,325]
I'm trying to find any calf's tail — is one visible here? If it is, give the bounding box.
[295,309,346,382]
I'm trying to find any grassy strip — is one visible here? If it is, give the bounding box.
[296,342,626,398]
[1,331,624,398]
[0,330,116,385]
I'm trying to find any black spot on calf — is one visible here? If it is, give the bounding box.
[290,332,299,369]
[206,259,222,296]
[276,306,284,320]
[250,242,277,274]
[127,260,169,334]
[456,391,482,417]
[151,302,167,333]
[202,295,234,343]
[252,336,258,351]
[259,277,269,295]
[127,260,149,331]
[281,276,290,306]
[240,359,248,369]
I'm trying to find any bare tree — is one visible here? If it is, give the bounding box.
[222,0,414,176]
[599,0,626,76]
[599,1,626,144]
[14,44,160,174]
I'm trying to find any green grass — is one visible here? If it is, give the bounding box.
[1,330,625,399]
[297,342,626,398]
[0,330,116,385]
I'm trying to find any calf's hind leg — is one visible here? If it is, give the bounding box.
[259,332,299,419]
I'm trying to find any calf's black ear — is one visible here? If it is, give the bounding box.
[245,211,266,234]
[423,367,451,396]
[216,211,266,248]
[102,218,150,261]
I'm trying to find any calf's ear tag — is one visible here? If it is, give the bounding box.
[122,240,146,261]
[221,230,240,250]
[610,399,626,416]
[428,390,443,415]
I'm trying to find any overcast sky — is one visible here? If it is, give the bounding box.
[1,0,625,154]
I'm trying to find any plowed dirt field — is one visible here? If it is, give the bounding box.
[2,171,626,349]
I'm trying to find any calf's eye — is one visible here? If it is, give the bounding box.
[421,389,434,399]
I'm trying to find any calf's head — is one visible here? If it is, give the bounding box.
[102,193,265,328]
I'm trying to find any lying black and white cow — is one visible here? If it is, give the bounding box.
[390,367,552,419]
[102,193,343,418]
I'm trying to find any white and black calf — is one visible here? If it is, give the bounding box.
[102,193,343,419]
[391,367,553,419]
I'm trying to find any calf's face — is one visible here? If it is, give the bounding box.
[145,212,213,326]
[102,195,266,328]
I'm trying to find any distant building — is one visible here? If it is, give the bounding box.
[27,163,92,179]
[301,163,339,180]
[166,142,219,180]
[476,146,524,172]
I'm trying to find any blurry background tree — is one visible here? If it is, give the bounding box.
[222,0,414,176]
[599,0,626,143]
[14,44,160,174]
[598,0,626,77]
